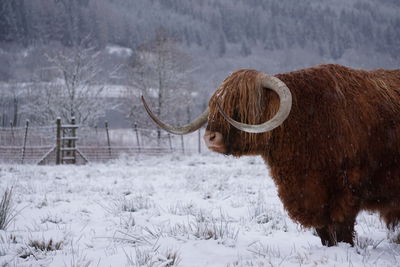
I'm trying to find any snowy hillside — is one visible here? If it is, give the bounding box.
[1,0,399,128]
[1,153,400,266]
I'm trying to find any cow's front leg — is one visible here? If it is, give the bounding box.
[316,221,355,246]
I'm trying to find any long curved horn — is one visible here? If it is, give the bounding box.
[217,74,292,133]
[141,96,209,135]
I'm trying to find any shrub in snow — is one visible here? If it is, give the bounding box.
[120,195,154,213]
[124,246,181,267]
[100,194,155,215]
[28,238,63,252]
[0,187,17,230]
[17,238,63,260]
[40,213,64,224]
[167,209,239,246]
[167,201,196,216]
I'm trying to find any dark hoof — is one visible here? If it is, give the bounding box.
[316,224,355,246]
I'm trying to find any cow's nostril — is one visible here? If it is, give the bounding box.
[209,133,216,141]
[204,131,226,153]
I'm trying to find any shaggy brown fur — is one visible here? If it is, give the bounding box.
[206,64,400,246]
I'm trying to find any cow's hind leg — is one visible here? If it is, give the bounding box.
[381,209,400,242]
[381,209,400,230]
[316,221,355,246]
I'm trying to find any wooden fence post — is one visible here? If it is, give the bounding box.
[134,123,141,152]
[56,118,61,165]
[94,125,98,141]
[198,128,201,154]
[105,121,112,158]
[21,120,29,163]
[10,121,14,143]
[181,135,185,154]
[168,133,173,152]
[70,117,76,164]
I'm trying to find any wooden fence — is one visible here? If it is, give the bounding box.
[0,119,206,165]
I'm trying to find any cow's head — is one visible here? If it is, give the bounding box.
[142,69,292,156]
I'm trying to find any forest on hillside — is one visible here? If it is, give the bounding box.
[0,0,399,127]
[1,0,399,63]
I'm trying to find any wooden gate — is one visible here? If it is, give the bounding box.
[38,117,89,165]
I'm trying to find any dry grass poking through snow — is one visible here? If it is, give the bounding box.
[0,187,18,230]
[1,154,400,266]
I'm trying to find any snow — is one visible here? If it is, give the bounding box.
[1,153,400,266]
[106,45,133,57]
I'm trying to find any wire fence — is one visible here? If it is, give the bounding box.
[0,120,206,164]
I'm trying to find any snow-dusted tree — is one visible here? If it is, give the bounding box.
[25,41,109,126]
[127,29,194,143]
[0,83,22,127]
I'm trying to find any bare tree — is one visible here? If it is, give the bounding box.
[0,83,23,127]
[127,29,194,144]
[24,82,62,125]
[25,41,110,126]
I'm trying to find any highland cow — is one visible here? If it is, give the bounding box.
[142,64,400,246]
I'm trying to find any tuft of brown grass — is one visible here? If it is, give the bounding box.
[28,239,63,251]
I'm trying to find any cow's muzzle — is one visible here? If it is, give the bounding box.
[204,130,227,154]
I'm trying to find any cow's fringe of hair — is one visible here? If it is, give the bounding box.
[209,69,278,148]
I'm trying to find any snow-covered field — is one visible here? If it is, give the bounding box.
[1,153,400,267]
